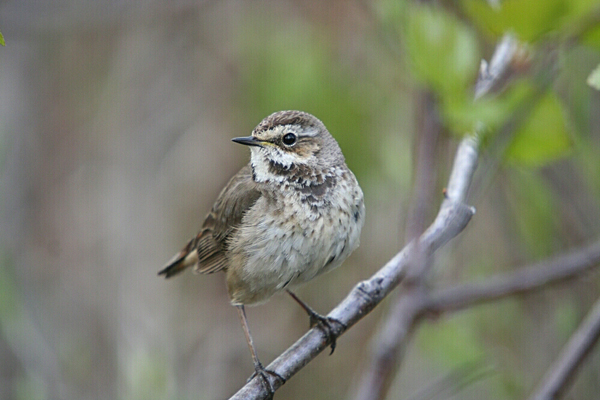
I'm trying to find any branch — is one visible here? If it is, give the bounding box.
[528,296,600,400]
[230,159,476,398]
[425,240,600,314]
[350,34,520,400]
[230,33,520,400]
[474,34,518,99]
[228,92,480,400]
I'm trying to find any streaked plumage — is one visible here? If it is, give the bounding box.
[159,110,365,394]
[159,111,365,305]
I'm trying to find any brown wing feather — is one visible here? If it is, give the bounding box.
[158,164,260,278]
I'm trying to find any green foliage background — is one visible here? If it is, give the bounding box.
[0,0,599,399]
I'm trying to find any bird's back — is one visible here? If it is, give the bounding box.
[158,164,261,278]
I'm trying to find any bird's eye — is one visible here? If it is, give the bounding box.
[282,133,297,146]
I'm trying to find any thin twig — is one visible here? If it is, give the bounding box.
[425,240,600,314]
[474,34,518,99]
[528,296,600,400]
[350,34,519,400]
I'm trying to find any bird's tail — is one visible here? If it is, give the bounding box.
[158,236,200,278]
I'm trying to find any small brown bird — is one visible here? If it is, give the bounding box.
[159,110,365,394]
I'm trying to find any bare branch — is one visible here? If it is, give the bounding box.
[350,34,520,400]
[474,34,518,99]
[528,296,600,400]
[230,25,600,400]
[228,90,480,400]
[425,240,600,314]
[230,196,476,398]
[230,33,522,400]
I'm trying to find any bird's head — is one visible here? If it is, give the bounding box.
[232,110,344,183]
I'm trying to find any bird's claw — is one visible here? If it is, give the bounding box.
[248,361,286,398]
[309,313,346,355]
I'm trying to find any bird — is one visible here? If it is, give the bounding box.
[159,110,365,396]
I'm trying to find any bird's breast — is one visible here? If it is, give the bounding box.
[225,167,364,306]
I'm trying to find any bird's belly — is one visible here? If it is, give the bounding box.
[226,195,363,306]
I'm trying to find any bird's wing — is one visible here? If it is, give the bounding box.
[158,164,261,278]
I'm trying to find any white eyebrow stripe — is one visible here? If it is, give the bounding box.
[291,125,319,137]
[261,124,319,140]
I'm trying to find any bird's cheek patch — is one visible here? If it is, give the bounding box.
[294,141,320,158]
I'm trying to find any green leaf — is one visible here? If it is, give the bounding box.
[443,96,509,135]
[507,92,572,166]
[587,64,600,90]
[0,31,4,46]
[461,0,569,42]
[405,5,479,100]
[444,79,534,136]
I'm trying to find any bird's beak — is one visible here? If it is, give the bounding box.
[231,136,264,147]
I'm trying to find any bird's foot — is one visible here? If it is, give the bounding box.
[285,291,346,355]
[308,312,346,355]
[248,361,286,399]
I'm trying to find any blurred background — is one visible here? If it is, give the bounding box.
[0,0,599,399]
